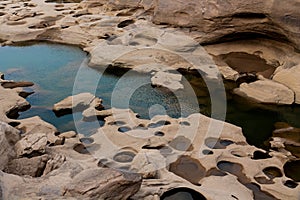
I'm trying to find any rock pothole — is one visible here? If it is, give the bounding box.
[113,151,136,163]
[169,156,206,185]
[205,137,234,149]
[160,187,207,200]
[284,160,300,182]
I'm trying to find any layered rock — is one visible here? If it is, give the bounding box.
[0,0,299,199]
[234,78,295,104]
[273,64,300,104]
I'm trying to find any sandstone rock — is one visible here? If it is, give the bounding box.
[273,64,300,104]
[152,0,300,48]
[0,86,30,122]
[43,154,66,176]
[15,132,47,157]
[65,168,142,200]
[130,150,165,179]
[58,131,77,139]
[1,81,34,89]
[17,116,60,145]
[0,122,20,170]
[53,93,103,116]
[151,71,183,91]
[234,79,295,104]
[82,108,113,121]
[5,155,49,177]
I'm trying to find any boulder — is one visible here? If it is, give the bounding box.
[273,64,300,104]
[0,122,20,170]
[17,116,61,145]
[15,132,47,157]
[233,79,295,104]
[66,168,142,200]
[5,155,49,177]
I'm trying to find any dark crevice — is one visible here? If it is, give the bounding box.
[160,187,207,200]
[232,12,267,19]
[117,19,135,28]
[201,32,292,47]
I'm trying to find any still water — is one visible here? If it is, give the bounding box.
[0,43,299,148]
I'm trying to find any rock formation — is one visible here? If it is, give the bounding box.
[0,0,299,199]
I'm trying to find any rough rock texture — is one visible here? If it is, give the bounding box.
[65,168,142,200]
[234,78,295,104]
[5,155,49,177]
[152,0,300,48]
[0,0,299,105]
[0,122,20,170]
[273,64,300,104]
[0,0,300,199]
[0,161,142,200]
[0,85,30,122]
[15,132,47,157]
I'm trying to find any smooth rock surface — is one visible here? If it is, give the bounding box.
[53,93,103,116]
[234,79,295,104]
[151,71,184,91]
[273,64,300,104]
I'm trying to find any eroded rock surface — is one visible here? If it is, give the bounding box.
[0,0,300,199]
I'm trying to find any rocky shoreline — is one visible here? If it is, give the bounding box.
[0,0,300,199]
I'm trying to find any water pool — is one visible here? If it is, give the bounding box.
[1,43,300,147]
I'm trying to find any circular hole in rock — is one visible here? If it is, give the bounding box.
[8,121,20,127]
[252,151,272,160]
[160,187,207,200]
[202,149,213,155]
[217,161,248,183]
[284,160,300,182]
[73,144,90,154]
[108,120,126,126]
[118,126,131,133]
[262,167,283,179]
[159,146,173,157]
[179,121,190,126]
[113,151,136,163]
[79,137,94,144]
[205,138,233,149]
[154,131,165,137]
[220,139,234,146]
[169,156,206,185]
[148,120,171,128]
[169,136,193,151]
[284,180,298,189]
[98,158,109,168]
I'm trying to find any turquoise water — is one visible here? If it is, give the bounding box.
[0,44,300,147]
[0,44,199,136]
